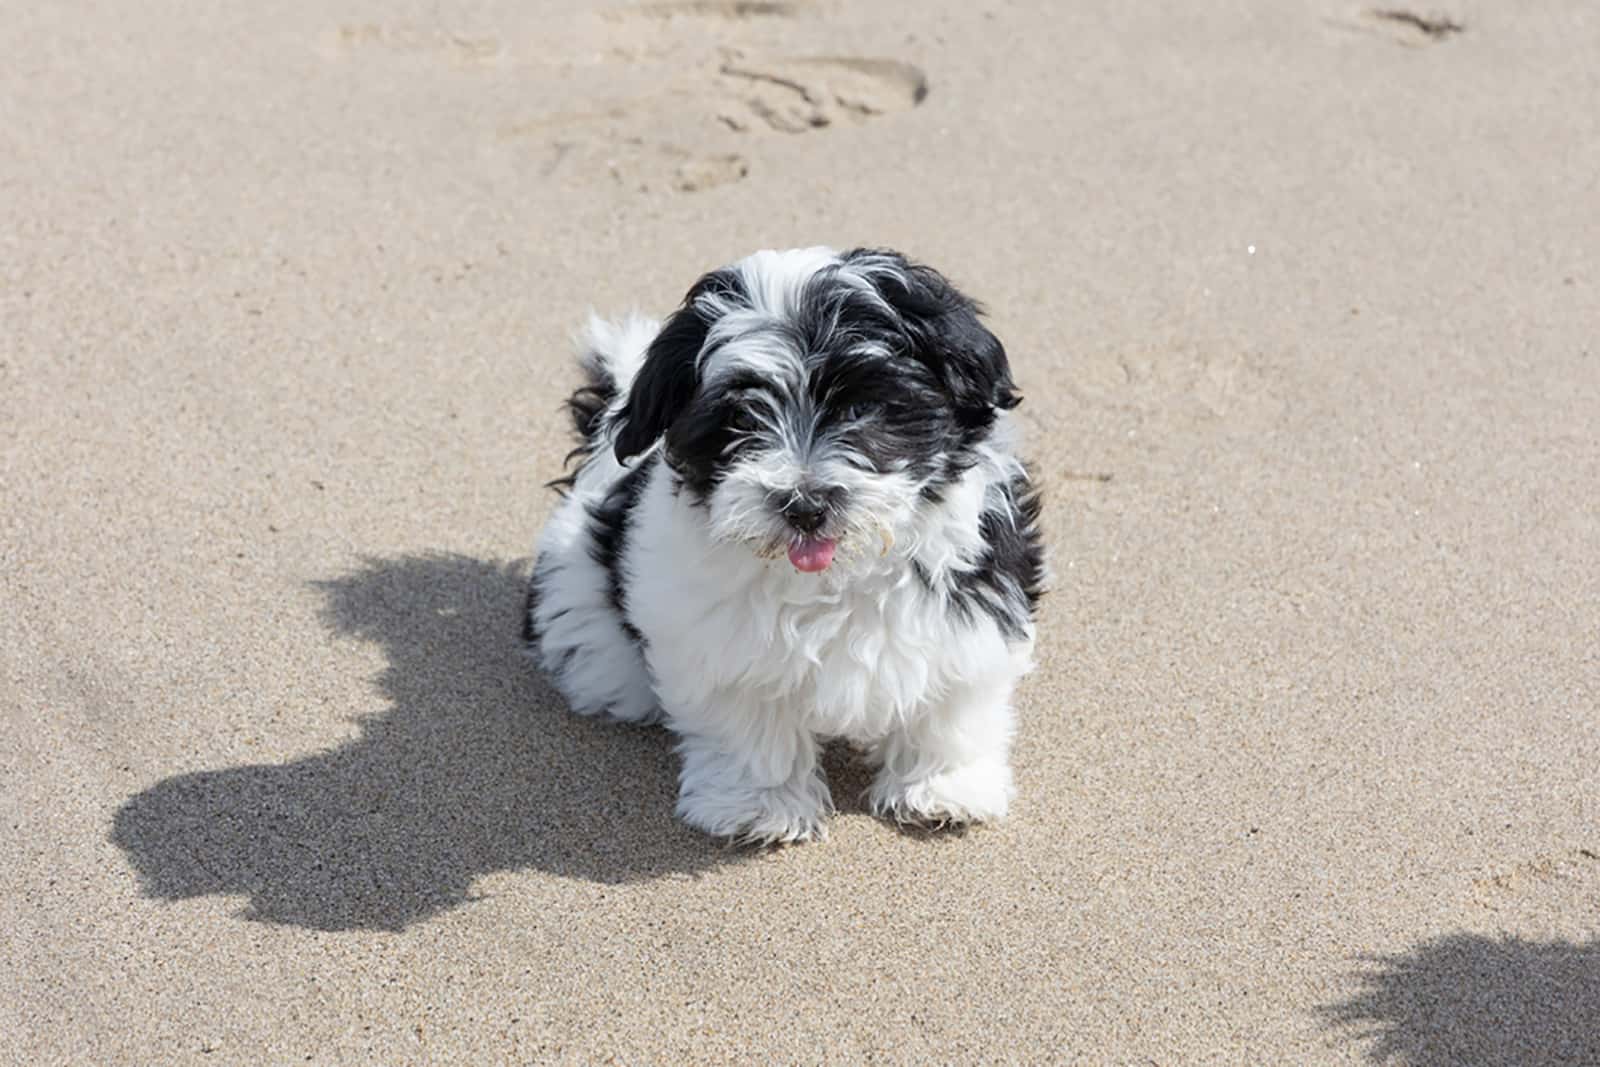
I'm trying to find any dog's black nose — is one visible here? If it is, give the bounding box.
[782,497,828,534]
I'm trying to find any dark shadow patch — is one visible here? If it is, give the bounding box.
[820,739,876,812]
[1321,933,1600,1064]
[883,818,974,843]
[111,553,730,932]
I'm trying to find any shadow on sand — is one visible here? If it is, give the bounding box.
[111,553,732,932]
[1321,932,1600,1065]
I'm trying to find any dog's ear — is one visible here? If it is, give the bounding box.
[613,270,740,464]
[844,249,1020,434]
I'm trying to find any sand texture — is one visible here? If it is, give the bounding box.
[5,0,1599,1062]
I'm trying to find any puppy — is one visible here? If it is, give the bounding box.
[524,247,1043,843]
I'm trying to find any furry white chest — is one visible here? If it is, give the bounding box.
[625,464,1013,743]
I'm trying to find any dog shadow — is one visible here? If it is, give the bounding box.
[110,553,731,932]
[1320,932,1600,1064]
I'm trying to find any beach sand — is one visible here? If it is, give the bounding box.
[5,1,1598,1062]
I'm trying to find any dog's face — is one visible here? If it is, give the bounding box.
[613,248,1019,572]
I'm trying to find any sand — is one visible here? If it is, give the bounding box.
[4,0,1598,1062]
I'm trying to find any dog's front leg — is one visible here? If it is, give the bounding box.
[672,705,832,845]
[867,675,1018,826]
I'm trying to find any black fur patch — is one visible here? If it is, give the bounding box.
[613,268,746,465]
[840,248,1020,440]
[584,459,654,646]
[943,473,1045,639]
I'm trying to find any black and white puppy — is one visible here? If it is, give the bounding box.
[525,247,1043,844]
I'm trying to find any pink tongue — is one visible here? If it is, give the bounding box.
[787,537,837,573]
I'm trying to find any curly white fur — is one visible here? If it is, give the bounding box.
[526,248,1041,844]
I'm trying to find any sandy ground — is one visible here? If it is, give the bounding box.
[5,0,1598,1062]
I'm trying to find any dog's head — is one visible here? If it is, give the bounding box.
[612,247,1019,572]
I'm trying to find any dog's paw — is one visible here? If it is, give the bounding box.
[676,773,833,846]
[868,759,1014,827]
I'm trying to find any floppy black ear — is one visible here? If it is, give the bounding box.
[612,309,706,463]
[844,249,1020,433]
[612,270,739,463]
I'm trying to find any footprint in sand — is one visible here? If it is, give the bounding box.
[506,53,927,191]
[507,54,926,137]
[502,0,927,192]
[713,56,929,134]
[639,144,752,193]
[314,1,927,191]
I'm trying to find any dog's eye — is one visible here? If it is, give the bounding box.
[727,406,760,434]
